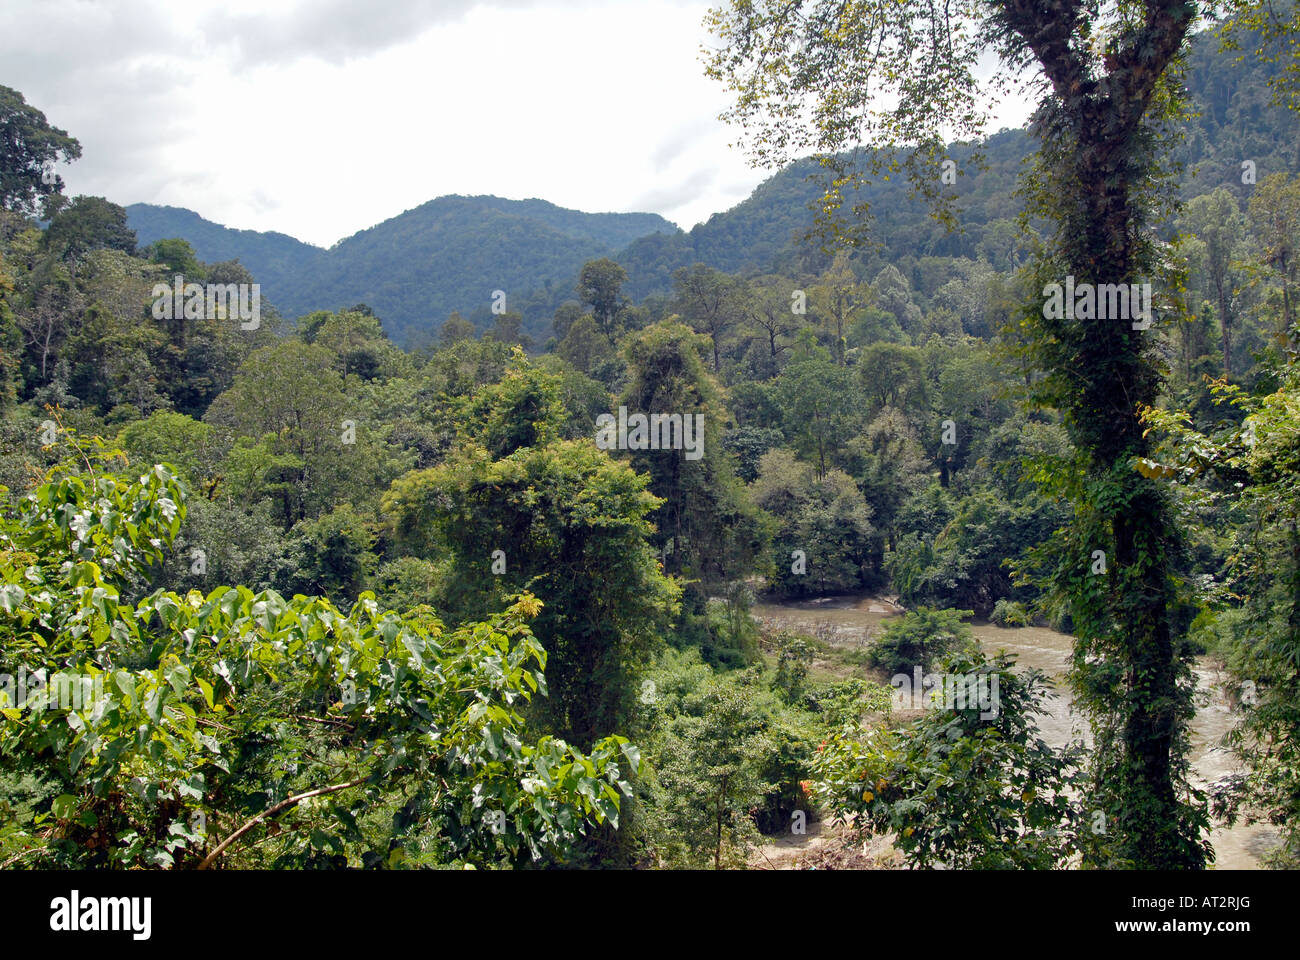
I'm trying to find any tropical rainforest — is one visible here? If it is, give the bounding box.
[2,2,1300,872]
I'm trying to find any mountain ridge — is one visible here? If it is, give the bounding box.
[125,27,1300,349]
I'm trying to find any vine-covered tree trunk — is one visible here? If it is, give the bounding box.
[1005,0,1205,867]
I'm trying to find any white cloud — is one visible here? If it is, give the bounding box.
[2,0,1037,247]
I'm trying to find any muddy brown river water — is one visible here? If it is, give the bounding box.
[752,593,1280,869]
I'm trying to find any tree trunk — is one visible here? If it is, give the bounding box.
[1004,0,1203,868]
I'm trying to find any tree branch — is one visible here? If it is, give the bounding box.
[196,775,368,870]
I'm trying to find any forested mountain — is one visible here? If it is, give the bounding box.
[124,27,1298,354]
[4,5,1300,880]
[124,203,327,300]
[129,196,675,348]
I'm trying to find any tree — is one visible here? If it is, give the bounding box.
[0,440,640,868]
[1184,188,1248,377]
[867,606,976,675]
[557,313,615,375]
[1141,369,1300,867]
[381,439,680,748]
[650,677,774,869]
[204,340,361,526]
[116,410,218,488]
[750,448,875,596]
[460,349,567,458]
[0,243,19,409]
[552,301,587,341]
[1247,173,1300,346]
[1220,1,1300,112]
[485,310,533,350]
[741,275,800,366]
[870,265,922,338]
[809,253,865,362]
[858,342,923,413]
[144,237,206,279]
[277,504,378,603]
[313,309,408,381]
[774,350,860,480]
[576,258,628,337]
[439,311,475,347]
[0,85,81,218]
[671,264,743,372]
[619,321,768,596]
[43,196,136,262]
[704,0,1216,869]
[814,649,1087,869]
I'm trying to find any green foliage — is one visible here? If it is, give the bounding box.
[990,598,1031,628]
[116,411,217,487]
[44,197,136,262]
[276,505,378,604]
[888,487,1061,616]
[382,438,680,747]
[751,448,876,597]
[2,23,1297,874]
[813,649,1087,868]
[643,663,774,868]
[1142,366,1300,867]
[0,85,81,218]
[619,321,769,598]
[771,632,813,705]
[0,439,640,868]
[868,607,975,676]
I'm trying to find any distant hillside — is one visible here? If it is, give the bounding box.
[614,129,1032,303]
[126,204,326,301]
[126,25,1298,350]
[613,27,1300,304]
[128,197,675,348]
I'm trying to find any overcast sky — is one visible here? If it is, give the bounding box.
[2,0,1038,248]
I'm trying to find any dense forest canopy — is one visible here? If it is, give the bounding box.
[2,1,1300,873]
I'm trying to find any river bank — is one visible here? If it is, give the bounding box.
[751,592,1280,869]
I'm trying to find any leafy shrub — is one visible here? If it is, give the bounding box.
[0,438,639,869]
[867,607,975,675]
[990,598,1031,627]
[812,648,1089,869]
[771,631,814,704]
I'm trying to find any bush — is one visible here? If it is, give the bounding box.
[771,631,814,704]
[812,648,1089,869]
[867,607,975,675]
[0,440,640,869]
[990,598,1031,627]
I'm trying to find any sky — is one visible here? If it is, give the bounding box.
[1,0,1039,249]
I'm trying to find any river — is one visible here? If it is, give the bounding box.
[752,593,1280,869]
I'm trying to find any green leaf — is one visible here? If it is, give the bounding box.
[0,583,25,612]
[51,794,78,819]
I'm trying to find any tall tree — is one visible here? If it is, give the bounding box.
[704,0,1217,867]
[671,264,743,372]
[382,439,679,747]
[0,85,81,218]
[810,253,865,362]
[740,276,800,365]
[1184,188,1247,377]
[1247,172,1300,348]
[620,322,768,595]
[576,257,628,338]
